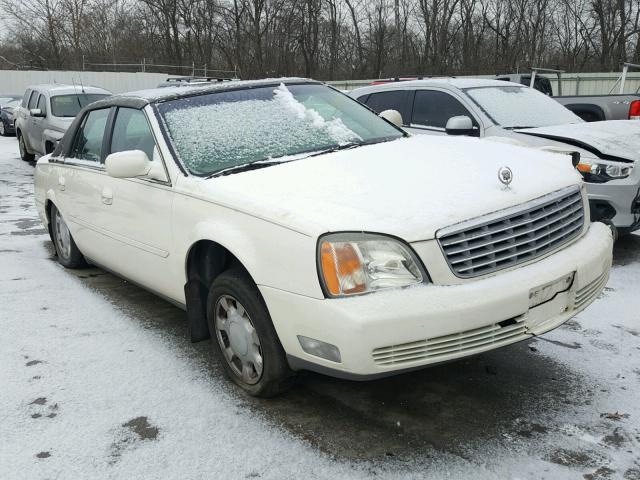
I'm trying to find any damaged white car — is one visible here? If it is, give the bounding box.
[351,79,640,236]
[34,79,613,397]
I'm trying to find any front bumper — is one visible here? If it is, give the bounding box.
[586,179,640,231]
[261,222,613,379]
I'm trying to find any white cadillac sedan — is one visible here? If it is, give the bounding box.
[34,79,613,397]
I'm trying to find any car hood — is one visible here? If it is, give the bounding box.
[516,121,640,163]
[183,135,581,241]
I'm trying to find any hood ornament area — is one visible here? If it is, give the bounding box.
[498,166,513,189]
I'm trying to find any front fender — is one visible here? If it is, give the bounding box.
[172,192,323,299]
[184,221,259,282]
[43,128,65,146]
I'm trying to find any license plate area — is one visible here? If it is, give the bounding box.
[529,272,575,309]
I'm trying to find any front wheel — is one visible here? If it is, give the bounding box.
[18,133,35,162]
[207,268,294,397]
[51,204,86,268]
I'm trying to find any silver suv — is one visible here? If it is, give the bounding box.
[350,79,640,236]
[15,84,111,161]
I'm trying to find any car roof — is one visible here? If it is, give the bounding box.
[350,77,522,95]
[25,84,112,95]
[122,77,316,104]
[80,77,318,112]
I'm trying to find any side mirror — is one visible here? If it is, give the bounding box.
[105,150,152,178]
[30,108,45,118]
[379,109,403,127]
[445,115,475,136]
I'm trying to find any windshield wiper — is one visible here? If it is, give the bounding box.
[505,126,535,130]
[307,137,398,158]
[206,137,400,178]
[207,159,289,178]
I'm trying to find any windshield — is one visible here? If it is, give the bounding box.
[50,94,110,117]
[464,86,582,129]
[157,83,403,176]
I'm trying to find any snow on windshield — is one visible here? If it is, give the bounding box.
[465,86,582,129]
[162,83,364,176]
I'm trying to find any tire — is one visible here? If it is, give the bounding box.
[18,133,35,162]
[50,204,86,268]
[207,268,294,397]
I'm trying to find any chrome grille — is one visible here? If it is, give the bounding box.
[372,316,527,366]
[438,187,584,278]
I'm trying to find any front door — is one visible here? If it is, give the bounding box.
[405,89,480,137]
[90,107,174,297]
[30,94,48,154]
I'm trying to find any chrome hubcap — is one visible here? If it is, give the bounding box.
[214,295,263,385]
[54,210,71,260]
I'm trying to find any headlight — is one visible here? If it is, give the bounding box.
[577,159,633,183]
[318,233,426,297]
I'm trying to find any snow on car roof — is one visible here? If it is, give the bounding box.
[25,84,111,95]
[351,77,521,95]
[117,77,316,104]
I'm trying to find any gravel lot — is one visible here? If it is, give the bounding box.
[1,135,639,479]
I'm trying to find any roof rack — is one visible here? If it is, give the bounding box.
[370,75,454,85]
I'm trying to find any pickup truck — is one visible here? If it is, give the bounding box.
[496,73,640,122]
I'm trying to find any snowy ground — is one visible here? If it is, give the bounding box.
[0,134,639,480]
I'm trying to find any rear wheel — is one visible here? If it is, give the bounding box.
[51,204,86,268]
[207,268,294,397]
[18,133,35,161]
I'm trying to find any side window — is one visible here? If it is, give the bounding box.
[110,108,156,161]
[365,91,406,114]
[411,90,475,129]
[22,89,31,108]
[27,91,39,110]
[36,95,47,115]
[69,109,110,163]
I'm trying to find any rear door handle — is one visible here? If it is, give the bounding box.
[58,176,65,191]
[101,187,113,205]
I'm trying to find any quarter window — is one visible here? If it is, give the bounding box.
[36,95,47,115]
[411,90,475,129]
[27,91,39,110]
[110,108,156,161]
[69,109,110,163]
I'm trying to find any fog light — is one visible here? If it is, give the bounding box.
[297,336,342,363]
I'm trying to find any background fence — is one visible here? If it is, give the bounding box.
[1,69,640,96]
[0,70,169,94]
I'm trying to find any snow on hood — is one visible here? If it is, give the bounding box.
[183,135,581,241]
[516,120,640,163]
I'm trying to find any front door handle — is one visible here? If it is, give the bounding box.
[101,187,113,205]
[58,176,65,191]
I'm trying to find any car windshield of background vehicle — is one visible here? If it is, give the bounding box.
[464,86,583,129]
[158,83,403,176]
[50,94,110,117]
